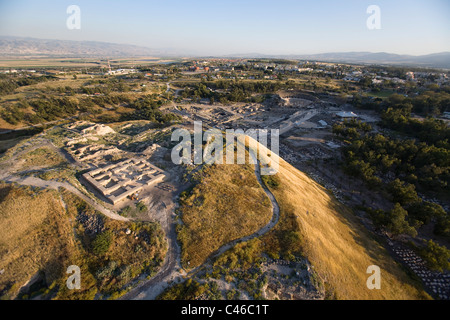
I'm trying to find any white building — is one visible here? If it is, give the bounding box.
[106,68,136,76]
[336,111,358,119]
[318,120,328,127]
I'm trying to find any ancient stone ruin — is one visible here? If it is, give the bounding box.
[82,158,168,205]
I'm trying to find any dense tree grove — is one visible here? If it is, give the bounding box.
[354,89,450,118]
[177,80,297,103]
[381,109,450,148]
[0,74,57,96]
[1,96,84,124]
[1,90,179,125]
[333,118,449,240]
[121,96,181,124]
[80,78,137,95]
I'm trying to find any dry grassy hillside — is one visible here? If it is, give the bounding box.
[0,184,75,299]
[178,163,272,268]
[0,184,167,300]
[269,158,430,299]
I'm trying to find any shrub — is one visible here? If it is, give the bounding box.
[91,230,113,255]
[95,261,118,280]
[261,174,280,189]
[434,216,450,239]
[119,206,132,217]
[136,201,148,213]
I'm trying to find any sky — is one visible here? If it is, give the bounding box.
[0,0,449,56]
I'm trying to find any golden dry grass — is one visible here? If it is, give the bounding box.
[178,163,272,268]
[17,147,66,169]
[269,159,430,299]
[242,135,428,299]
[0,183,167,300]
[0,184,75,298]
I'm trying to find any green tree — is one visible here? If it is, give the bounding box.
[387,203,417,237]
[434,216,450,239]
[387,179,419,206]
[419,240,450,272]
[407,201,446,225]
[136,201,148,213]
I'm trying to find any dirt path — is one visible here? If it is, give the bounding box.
[0,173,129,221]
[1,131,281,300]
[187,151,280,270]
[123,146,280,300]
[119,207,184,300]
[0,135,124,220]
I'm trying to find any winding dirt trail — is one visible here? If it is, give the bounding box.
[1,132,280,300]
[123,148,280,300]
[0,173,129,221]
[0,137,127,221]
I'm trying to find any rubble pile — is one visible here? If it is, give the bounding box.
[390,244,450,300]
[76,212,105,236]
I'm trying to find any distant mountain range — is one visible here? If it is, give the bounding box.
[0,36,168,57]
[223,52,450,69]
[1,36,449,69]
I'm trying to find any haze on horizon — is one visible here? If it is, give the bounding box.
[0,0,449,57]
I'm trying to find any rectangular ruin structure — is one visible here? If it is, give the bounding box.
[82,158,167,205]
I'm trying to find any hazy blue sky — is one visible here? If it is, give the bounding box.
[0,0,449,55]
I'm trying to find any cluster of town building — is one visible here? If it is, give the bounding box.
[3,58,448,87]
